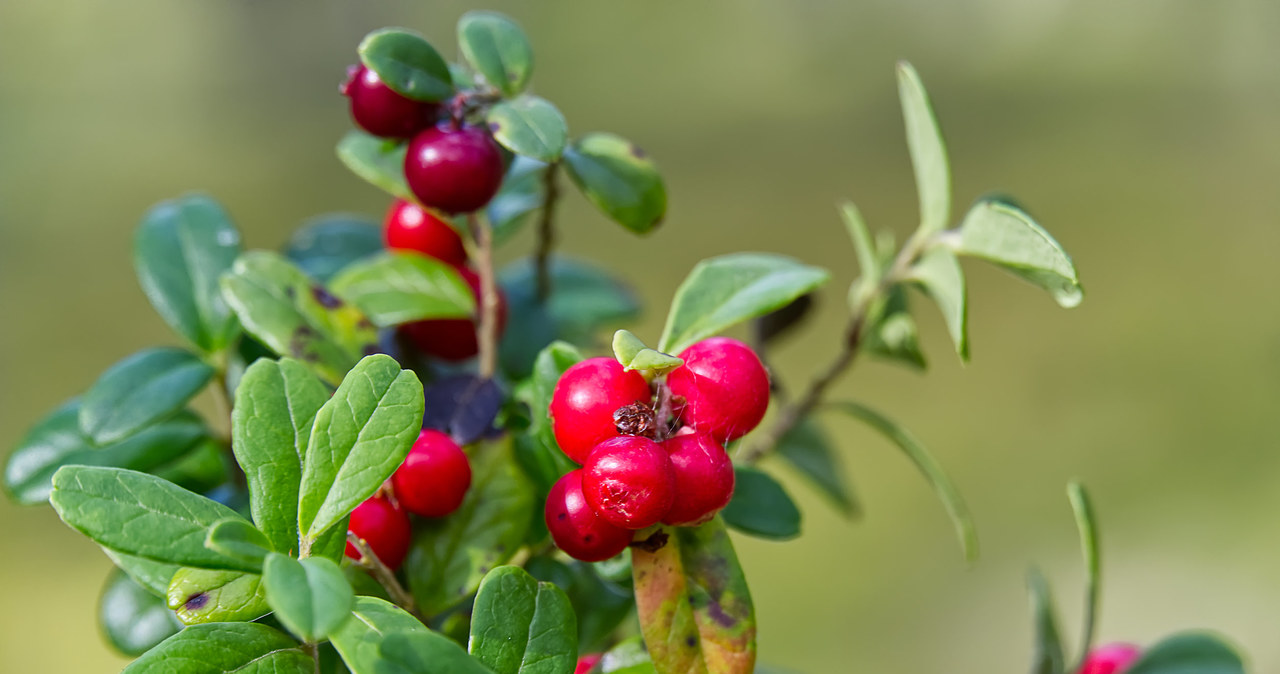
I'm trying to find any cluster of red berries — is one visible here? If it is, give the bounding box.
[543,337,770,562]
[344,429,472,570]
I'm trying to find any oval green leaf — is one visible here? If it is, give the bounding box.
[99,568,183,657]
[458,11,534,97]
[775,417,859,517]
[487,157,547,243]
[721,467,801,540]
[954,198,1084,308]
[525,557,633,654]
[285,214,384,283]
[906,246,968,361]
[563,132,666,234]
[331,596,491,674]
[336,131,413,201]
[122,622,310,674]
[358,28,453,102]
[469,565,577,674]
[863,286,927,371]
[1125,632,1246,674]
[205,518,273,571]
[263,553,355,643]
[167,567,270,625]
[897,61,951,235]
[330,252,475,327]
[487,96,568,162]
[79,347,214,445]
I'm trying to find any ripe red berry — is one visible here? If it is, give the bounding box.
[404,125,505,213]
[574,654,602,674]
[344,496,412,571]
[391,429,472,518]
[549,358,653,464]
[661,431,735,526]
[582,435,676,529]
[341,65,438,139]
[1078,643,1142,674]
[544,469,633,562]
[384,199,467,267]
[400,267,508,361]
[666,337,770,443]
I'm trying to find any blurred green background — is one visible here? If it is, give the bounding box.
[3,1,1279,672]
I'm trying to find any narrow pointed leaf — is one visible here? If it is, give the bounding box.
[263,553,355,643]
[458,10,534,97]
[469,566,577,674]
[612,329,682,374]
[330,252,475,327]
[1027,567,1065,674]
[721,467,801,540]
[336,131,413,201]
[840,202,879,279]
[166,567,270,625]
[488,96,568,162]
[897,61,950,235]
[907,247,968,361]
[205,518,273,571]
[99,568,183,657]
[954,198,1083,308]
[1068,482,1101,666]
[1125,632,1246,674]
[122,622,311,674]
[331,596,491,674]
[563,133,666,234]
[79,348,214,444]
[358,28,453,102]
[775,417,858,516]
[285,214,383,283]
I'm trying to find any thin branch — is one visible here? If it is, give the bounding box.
[534,161,561,302]
[468,212,500,380]
[347,532,420,618]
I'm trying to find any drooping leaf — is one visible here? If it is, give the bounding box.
[953,198,1084,308]
[1068,482,1101,666]
[336,131,413,201]
[1125,632,1246,674]
[488,96,568,162]
[906,246,968,361]
[612,329,682,374]
[563,133,666,234]
[897,61,950,235]
[658,253,830,354]
[632,518,756,674]
[487,157,547,243]
[457,10,534,97]
[358,28,453,102]
[751,293,814,347]
[79,348,214,445]
[99,568,183,657]
[122,622,310,674]
[204,519,273,571]
[330,596,490,674]
[166,567,270,625]
[721,467,801,540]
[524,557,633,653]
[469,565,577,674]
[774,417,858,517]
[134,194,242,353]
[1027,567,1066,674]
[104,548,182,598]
[285,214,384,283]
[330,252,475,327]
[263,553,355,643]
[863,285,927,370]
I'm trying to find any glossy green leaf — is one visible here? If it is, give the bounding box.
[5,400,207,505]
[487,157,547,243]
[458,11,534,97]
[1027,568,1065,674]
[488,96,567,162]
[99,568,183,657]
[381,632,496,674]
[863,286,927,370]
[358,28,453,101]
[50,466,257,571]
[774,417,858,517]
[79,348,214,445]
[104,548,181,598]
[285,214,384,283]
[721,467,801,540]
[331,596,490,674]
[511,343,582,492]
[632,518,756,674]
[829,401,977,562]
[204,519,273,571]
[122,622,310,674]
[907,246,968,361]
[336,131,413,201]
[232,357,329,556]
[469,566,577,674]
[166,567,270,625]
[1126,632,1246,674]
[499,255,641,340]
[299,355,424,541]
[897,61,950,235]
[152,438,231,495]
[263,553,355,643]
[612,329,682,374]
[330,252,475,327]
[658,253,830,354]
[524,558,633,653]
[953,198,1084,308]
[134,194,242,353]
[408,439,535,616]
[563,133,666,234]
[221,251,377,386]
[1068,482,1101,666]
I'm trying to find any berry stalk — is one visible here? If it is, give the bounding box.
[346,532,420,619]
[534,161,562,303]
[468,213,500,380]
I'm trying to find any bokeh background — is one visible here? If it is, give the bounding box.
[3,1,1279,672]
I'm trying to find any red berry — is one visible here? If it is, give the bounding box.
[344,496,412,571]
[661,432,735,526]
[384,200,467,266]
[666,337,770,443]
[545,469,633,562]
[549,358,653,464]
[574,654,602,674]
[400,267,508,361]
[404,125,505,213]
[341,65,438,139]
[1078,643,1142,674]
[391,430,472,518]
[582,435,676,529]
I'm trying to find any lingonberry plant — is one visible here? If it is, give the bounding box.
[1,10,1250,674]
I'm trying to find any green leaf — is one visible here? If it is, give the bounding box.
[659,253,830,354]
[299,355,425,541]
[897,61,950,235]
[563,133,666,234]
[840,202,880,280]
[721,467,801,540]
[263,553,355,643]
[774,418,858,517]
[953,198,1084,308]
[499,255,641,336]
[330,252,475,327]
[134,194,242,353]
[221,251,377,386]
[50,466,257,571]
[487,157,547,243]
[1068,482,1101,667]
[458,10,534,97]
[336,131,413,201]
[99,568,182,657]
[381,632,497,674]
[152,437,231,494]
[232,357,329,556]
[511,343,582,492]
[863,286,927,370]
[166,567,270,625]
[285,214,384,283]
[205,519,273,571]
[122,622,310,674]
[632,518,756,674]
[487,96,568,162]
[469,566,577,674]
[599,637,657,673]
[5,400,207,505]
[612,329,682,374]
[1126,633,1246,674]
[104,548,181,598]
[829,401,978,562]
[79,347,215,445]
[358,28,453,102]
[524,558,633,653]
[408,438,535,616]
[906,247,968,361]
[331,596,490,674]
[1027,567,1065,674]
